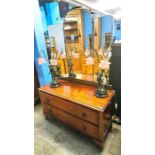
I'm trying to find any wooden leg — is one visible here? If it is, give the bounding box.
[93,123,112,149]
[92,139,104,149]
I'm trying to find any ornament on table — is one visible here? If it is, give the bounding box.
[49,64,60,88]
[99,59,111,70]
[49,37,62,87]
[95,69,107,98]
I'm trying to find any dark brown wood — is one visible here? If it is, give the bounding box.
[98,111,104,142]
[40,92,98,125]
[39,80,114,111]
[39,79,114,148]
[47,104,98,139]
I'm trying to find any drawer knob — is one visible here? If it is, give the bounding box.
[82,112,86,118]
[82,125,87,131]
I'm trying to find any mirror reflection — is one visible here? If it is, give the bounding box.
[39,0,121,83]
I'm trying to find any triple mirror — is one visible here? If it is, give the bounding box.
[45,1,113,83]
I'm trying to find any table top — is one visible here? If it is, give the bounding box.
[39,80,115,111]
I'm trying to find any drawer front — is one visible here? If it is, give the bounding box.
[47,105,98,139]
[40,93,98,125]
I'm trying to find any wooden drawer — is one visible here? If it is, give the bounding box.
[47,105,98,139]
[40,93,98,125]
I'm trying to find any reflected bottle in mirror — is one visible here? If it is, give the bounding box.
[68,58,76,79]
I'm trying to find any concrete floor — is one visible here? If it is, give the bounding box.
[34,104,121,155]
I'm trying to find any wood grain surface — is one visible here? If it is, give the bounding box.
[39,79,114,111]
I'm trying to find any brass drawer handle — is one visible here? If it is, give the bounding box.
[82,112,86,118]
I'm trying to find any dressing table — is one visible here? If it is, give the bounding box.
[39,79,114,148]
[39,5,115,149]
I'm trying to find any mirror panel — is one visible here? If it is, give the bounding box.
[63,8,84,74]
[62,7,104,82]
[41,1,114,83]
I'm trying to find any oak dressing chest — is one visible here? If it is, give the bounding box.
[39,79,114,148]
